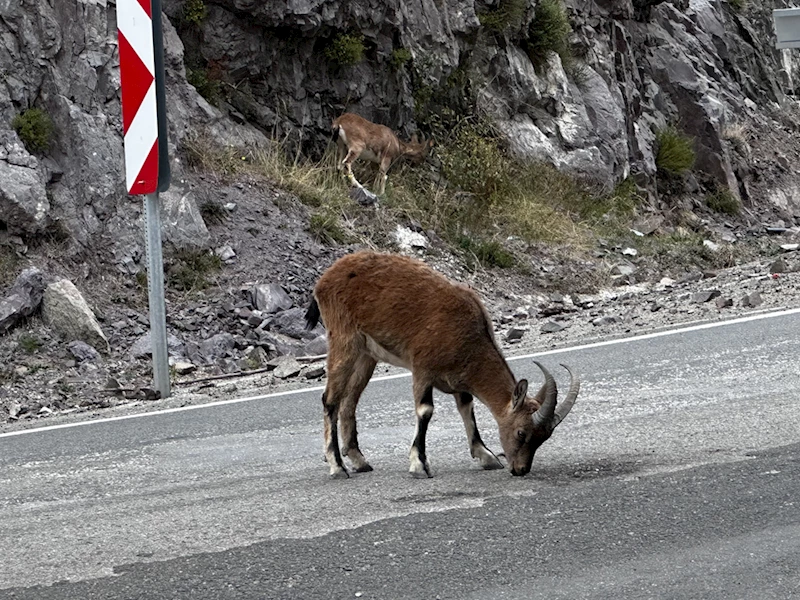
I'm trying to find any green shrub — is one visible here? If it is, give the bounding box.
[729,0,745,9]
[479,0,527,34]
[523,0,573,71]
[184,0,207,24]
[18,333,41,354]
[199,199,227,224]
[458,236,516,268]
[325,33,365,67]
[168,250,221,291]
[705,187,740,215]
[655,126,695,175]
[438,124,514,208]
[187,68,222,105]
[390,48,412,70]
[12,108,54,154]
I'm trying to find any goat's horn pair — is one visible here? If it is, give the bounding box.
[531,361,580,431]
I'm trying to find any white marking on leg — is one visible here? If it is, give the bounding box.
[408,446,428,477]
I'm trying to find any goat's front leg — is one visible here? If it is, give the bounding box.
[375,156,391,195]
[322,390,348,478]
[455,392,503,470]
[342,150,364,189]
[409,379,435,478]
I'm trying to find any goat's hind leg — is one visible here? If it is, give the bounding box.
[322,346,362,479]
[339,355,377,472]
[455,392,503,470]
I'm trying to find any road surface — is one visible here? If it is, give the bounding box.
[1,309,799,598]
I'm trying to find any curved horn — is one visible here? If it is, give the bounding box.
[550,364,580,431]
[532,361,557,428]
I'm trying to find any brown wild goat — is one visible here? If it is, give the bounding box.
[331,113,433,195]
[304,251,580,478]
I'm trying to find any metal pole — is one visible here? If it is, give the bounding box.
[144,192,170,398]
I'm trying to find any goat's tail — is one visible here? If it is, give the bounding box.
[305,297,322,331]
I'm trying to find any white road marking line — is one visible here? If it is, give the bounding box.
[2,306,800,439]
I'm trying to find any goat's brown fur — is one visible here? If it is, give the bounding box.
[306,250,579,478]
[331,113,432,195]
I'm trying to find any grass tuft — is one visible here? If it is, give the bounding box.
[480,0,527,35]
[655,126,695,175]
[705,187,741,215]
[523,0,573,72]
[167,250,222,292]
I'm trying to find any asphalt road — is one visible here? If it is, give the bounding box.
[1,310,800,599]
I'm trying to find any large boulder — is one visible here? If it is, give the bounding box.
[0,268,46,334]
[42,279,109,353]
[0,133,50,235]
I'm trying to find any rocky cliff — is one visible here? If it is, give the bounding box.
[2,0,799,270]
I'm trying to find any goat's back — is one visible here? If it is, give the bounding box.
[314,251,497,368]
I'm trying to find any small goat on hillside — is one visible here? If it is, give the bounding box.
[305,251,580,478]
[331,113,433,195]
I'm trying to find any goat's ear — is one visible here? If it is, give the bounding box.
[512,379,528,411]
[427,138,434,148]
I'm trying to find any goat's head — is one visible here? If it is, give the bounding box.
[498,362,580,476]
[405,134,434,165]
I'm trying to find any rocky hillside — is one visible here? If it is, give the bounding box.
[2,0,800,424]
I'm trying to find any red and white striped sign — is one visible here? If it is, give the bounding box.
[117,0,159,195]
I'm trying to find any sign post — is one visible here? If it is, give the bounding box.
[773,8,800,49]
[117,0,172,398]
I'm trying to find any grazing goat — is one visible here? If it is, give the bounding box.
[331,113,433,195]
[304,250,580,478]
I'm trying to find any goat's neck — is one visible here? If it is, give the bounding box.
[470,353,517,419]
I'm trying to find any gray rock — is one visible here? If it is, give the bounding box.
[130,332,186,359]
[272,356,302,379]
[173,361,197,375]
[740,291,763,308]
[67,340,100,363]
[592,315,618,327]
[271,307,321,340]
[0,267,46,334]
[505,328,526,342]
[715,297,733,309]
[199,332,236,363]
[350,187,378,206]
[161,190,211,251]
[768,258,786,274]
[42,280,109,353]
[303,334,328,356]
[304,364,326,379]
[0,135,49,234]
[540,321,566,334]
[251,283,293,314]
[245,345,270,368]
[692,290,721,304]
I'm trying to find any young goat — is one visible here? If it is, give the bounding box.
[331,113,433,195]
[305,250,580,478]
